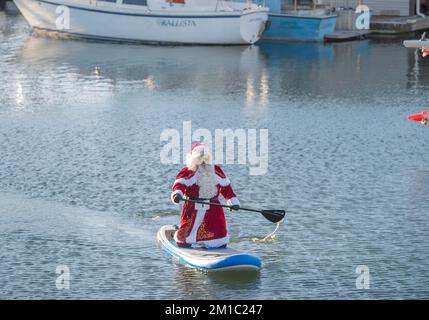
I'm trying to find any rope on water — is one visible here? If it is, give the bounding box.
[261,220,282,241]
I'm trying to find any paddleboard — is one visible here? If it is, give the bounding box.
[157,225,262,272]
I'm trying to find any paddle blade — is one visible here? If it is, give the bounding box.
[261,210,285,223]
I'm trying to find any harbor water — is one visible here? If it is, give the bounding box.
[1,12,429,299]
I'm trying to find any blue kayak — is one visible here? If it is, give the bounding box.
[157,225,262,272]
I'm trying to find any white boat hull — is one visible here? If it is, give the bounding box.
[13,0,268,44]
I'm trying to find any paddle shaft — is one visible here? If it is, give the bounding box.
[181,197,285,223]
[182,198,262,213]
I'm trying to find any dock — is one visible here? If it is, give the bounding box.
[325,14,429,42]
[325,30,371,42]
[370,15,429,34]
[323,8,371,43]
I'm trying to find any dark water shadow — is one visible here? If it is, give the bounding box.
[207,269,260,285]
[169,263,261,299]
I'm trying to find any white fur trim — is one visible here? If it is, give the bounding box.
[226,197,240,207]
[184,207,229,248]
[174,168,228,188]
[187,145,212,170]
[174,233,229,248]
[196,235,230,248]
[196,167,218,199]
[173,231,186,244]
[191,145,211,159]
[170,190,183,205]
[185,209,207,244]
[173,175,197,188]
[215,174,230,187]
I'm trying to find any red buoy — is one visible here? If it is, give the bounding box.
[408,110,428,125]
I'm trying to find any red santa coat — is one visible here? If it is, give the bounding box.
[171,165,240,248]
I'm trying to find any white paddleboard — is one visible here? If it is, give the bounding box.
[157,225,262,272]
[403,39,429,49]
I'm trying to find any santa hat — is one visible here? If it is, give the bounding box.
[186,143,212,170]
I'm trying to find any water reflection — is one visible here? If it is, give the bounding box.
[19,37,266,92]
[15,35,429,107]
[259,41,337,62]
[406,46,429,90]
[171,265,261,299]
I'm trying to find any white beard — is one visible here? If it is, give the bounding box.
[196,164,218,199]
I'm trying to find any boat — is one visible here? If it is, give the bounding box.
[404,32,429,57]
[262,0,337,42]
[157,225,262,272]
[404,32,429,49]
[404,32,429,58]
[404,39,429,49]
[13,0,269,45]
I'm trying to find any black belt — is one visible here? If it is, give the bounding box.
[188,197,218,201]
[185,197,218,218]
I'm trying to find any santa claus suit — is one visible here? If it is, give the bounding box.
[170,145,240,248]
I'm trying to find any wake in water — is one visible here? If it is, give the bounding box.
[150,210,180,220]
[232,220,283,244]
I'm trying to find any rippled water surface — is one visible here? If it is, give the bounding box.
[1,11,429,299]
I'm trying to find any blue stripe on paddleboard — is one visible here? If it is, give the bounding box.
[159,241,213,270]
[210,253,262,269]
[36,0,244,19]
[159,239,261,270]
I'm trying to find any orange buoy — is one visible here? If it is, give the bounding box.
[408,110,428,125]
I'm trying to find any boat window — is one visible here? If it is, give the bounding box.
[98,0,116,2]
[123,0,147,5]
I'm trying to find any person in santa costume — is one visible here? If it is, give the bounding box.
[170,143,240,248]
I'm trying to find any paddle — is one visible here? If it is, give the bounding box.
[180,197,285,223]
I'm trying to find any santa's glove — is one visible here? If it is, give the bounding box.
[229,205,240,211]
[173,193,183,204]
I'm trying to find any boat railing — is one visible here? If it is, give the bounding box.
[313,0,362,10]
[230,0,266,8]
[280,0,341,15]
[216,0,266,11]
[86,0,267,11]
[254,0,266,7]
[93,0,148,7]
